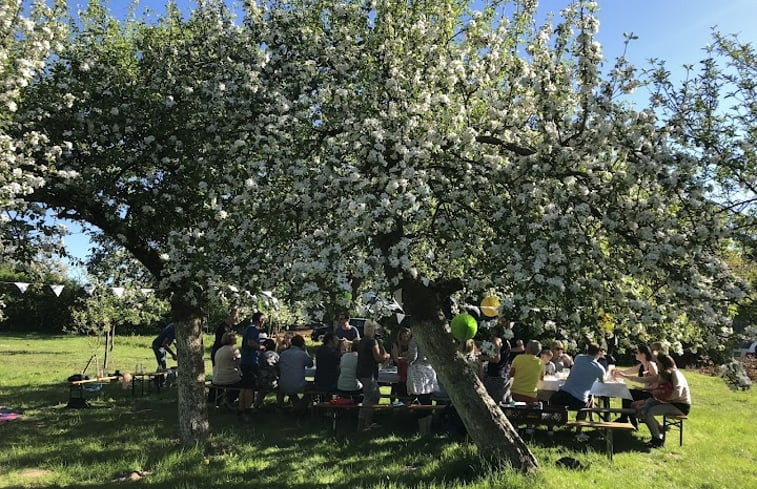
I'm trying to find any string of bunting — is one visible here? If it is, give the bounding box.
[0,280,154,298]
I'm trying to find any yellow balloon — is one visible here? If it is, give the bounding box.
[480,296,501,318]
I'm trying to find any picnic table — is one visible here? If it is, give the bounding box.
[304,366,400,385]
[67,376,119,408]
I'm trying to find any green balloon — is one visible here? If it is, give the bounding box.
[450,313,478,341]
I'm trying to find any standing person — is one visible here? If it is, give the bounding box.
[480,327,511,404]
[510,340,544,404]
[508,339,525,364]
[314,333,341,395]
[391,327,412,401]
[211,307,240,366]
[549,343,606,441]
[406,335,438,435]
[335,311,361,352]
[636,354,691,447]
[356,320,389,431]
[551,341,574,371]
[152,323,177,371]
[277,334,314,410]
[613,343,659,428]
[240,312,266,395]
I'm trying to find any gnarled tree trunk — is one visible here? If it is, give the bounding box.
[401,278,539,473]
[172,297,209,446]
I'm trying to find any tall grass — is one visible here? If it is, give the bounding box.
[0,332,755,488]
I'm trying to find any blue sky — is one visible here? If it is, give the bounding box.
[58,0,757,276]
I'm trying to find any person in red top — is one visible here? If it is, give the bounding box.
[391,327,412,401]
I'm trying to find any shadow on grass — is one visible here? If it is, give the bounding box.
[0,383,490,489]
[0,380,654,489]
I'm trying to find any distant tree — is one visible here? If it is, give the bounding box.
[10,0,266,445]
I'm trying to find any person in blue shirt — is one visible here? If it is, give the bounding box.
[549,343,606,441]
[152,323,177,371]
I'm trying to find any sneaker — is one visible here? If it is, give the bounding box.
[646,437,664,448]
[575,433,590,442]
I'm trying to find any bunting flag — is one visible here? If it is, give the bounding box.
[111,287,125,298]
[393,288,403,308]
[14,282,30,294]
[83,284,96,296]
[140,288,154,297]
[50,284,64,297]
[396,312,406,324]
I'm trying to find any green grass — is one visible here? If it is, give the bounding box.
[0,331,755,488]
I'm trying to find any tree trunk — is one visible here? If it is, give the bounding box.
[401,278,539,473]
[172,297,209,447]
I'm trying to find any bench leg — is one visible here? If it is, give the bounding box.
[606,428,614,461]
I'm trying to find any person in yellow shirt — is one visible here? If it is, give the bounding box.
[509,340,545,403]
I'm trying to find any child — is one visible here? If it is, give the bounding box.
[540,348,556,376]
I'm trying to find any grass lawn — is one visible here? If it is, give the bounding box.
[0,331,755,488]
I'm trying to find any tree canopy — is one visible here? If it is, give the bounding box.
[4,0,755,471]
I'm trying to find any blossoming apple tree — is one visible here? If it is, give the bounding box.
[10,0,274,445]
[1,0,67,262]
[210,0,746,469]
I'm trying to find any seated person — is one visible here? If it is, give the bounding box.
[461,339,483,379]
[213,332,254,414]
[551,340,574,371]
[254,338,280,408]
[276,333,293,353]
[549,343,606,440]
[634,354,691,447]
[540,348,556,376]
[508,339,525,364]
[337,339,363,401]
[613,343,658,427]
[277,334,313,409]
[314,333,341,395]
[510,340,544,403]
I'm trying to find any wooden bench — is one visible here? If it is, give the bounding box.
[206,382,247,408]
[500,404,569,428]
[662,414,687,446]
[579,407,636,422]
[566,420,636,460]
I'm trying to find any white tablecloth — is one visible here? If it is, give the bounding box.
[304,366,399,384]
[537,377,564,392]
[589,380,632,400]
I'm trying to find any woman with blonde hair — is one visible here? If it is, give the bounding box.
[356,320,389,431]
[213,332,254,417]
